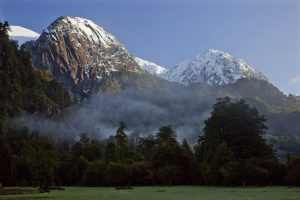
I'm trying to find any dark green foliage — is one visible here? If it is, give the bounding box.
[81,160,106,186]
[224,158,286,186]
[83,142,102,161]
[0,121,298,187]
[221,78,300,113]
[181,139,200,184]
[0,21,71,120]
[0,127,59,189]
[136,135,156,160]
[115,121,128,160]
[71,133,102,162]
[197,97,284,186]
[104,122,137,163]
[201,142,235,185]
[202,97,274,160]
[105,162,130,186]
[285,158,300,186]
[130,161,154,185]
[1,22,298,188]
[151,126,196,185]
[45,80,71,108]
[105,141,119,163]
[59,156,88,186]
[115,122,128,146]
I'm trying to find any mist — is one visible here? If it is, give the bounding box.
[10,87,220,142]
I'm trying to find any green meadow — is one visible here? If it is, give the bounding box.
[1,186,299,200]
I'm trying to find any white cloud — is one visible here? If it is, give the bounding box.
[288,75,300,95]
[288,75,300,85]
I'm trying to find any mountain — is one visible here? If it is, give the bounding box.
[134,57,168,75]
[162,49,268,86]
[23,16,151,98]
[8,25,39,45]
[9,18,300,156]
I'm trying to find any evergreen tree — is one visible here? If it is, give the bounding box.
[199,97,278,185]
[152,125,186,185]
[105,142,119,163]
[115,121,129,161]
[202,97,274,160]
[115,121,128,148]
[0,21,10,38]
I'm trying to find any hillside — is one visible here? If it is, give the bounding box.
[0,23,71,119]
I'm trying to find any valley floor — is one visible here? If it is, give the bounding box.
[0,186,299,200]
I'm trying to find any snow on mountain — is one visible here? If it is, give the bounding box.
[162,49,268,86]
[134,57,168,75]
[23,16,144,97]
[9,26,39,45]
[44,16,119,48]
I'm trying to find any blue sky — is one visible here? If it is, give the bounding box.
[1,0,300,94]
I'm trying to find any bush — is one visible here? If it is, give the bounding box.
[130,162,154,185]
[81,160,106,186]
[105,162,130,186]
[156,165,182,185]
[261,159,286,185]
[285,159,300,186]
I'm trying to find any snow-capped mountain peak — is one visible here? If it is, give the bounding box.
[44,16,118,48]
[23,16,144,97]
[134,57,168,75]
[162,49,268,86]
[8,25,39,45]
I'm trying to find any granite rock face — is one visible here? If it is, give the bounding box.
[24,16,144,98]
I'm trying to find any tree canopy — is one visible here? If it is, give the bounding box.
[202,97,274,160]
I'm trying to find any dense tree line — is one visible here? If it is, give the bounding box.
[0,21,71,190]
[0,21,71,120]
[1,100,300,188]
[0,22,299,189]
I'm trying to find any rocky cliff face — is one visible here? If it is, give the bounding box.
[23,16,144,98]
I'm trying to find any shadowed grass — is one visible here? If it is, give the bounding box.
[0,186,299,200]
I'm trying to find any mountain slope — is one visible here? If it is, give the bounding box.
[23,16,147,98]
[134,57,168,75]
[162,49,268,86]
[8,25,39,45]
[0,27,71,118]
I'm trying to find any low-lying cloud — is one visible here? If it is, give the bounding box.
[11,88,217,142]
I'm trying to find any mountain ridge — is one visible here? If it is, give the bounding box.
[134,57,167,75]
[162,49,269,86]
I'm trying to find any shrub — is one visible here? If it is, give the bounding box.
[81,160,106,186]
[105,162,130,186]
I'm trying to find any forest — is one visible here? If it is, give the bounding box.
[0,21,300,191]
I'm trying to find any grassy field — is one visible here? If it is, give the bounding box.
[0,186,299,200]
